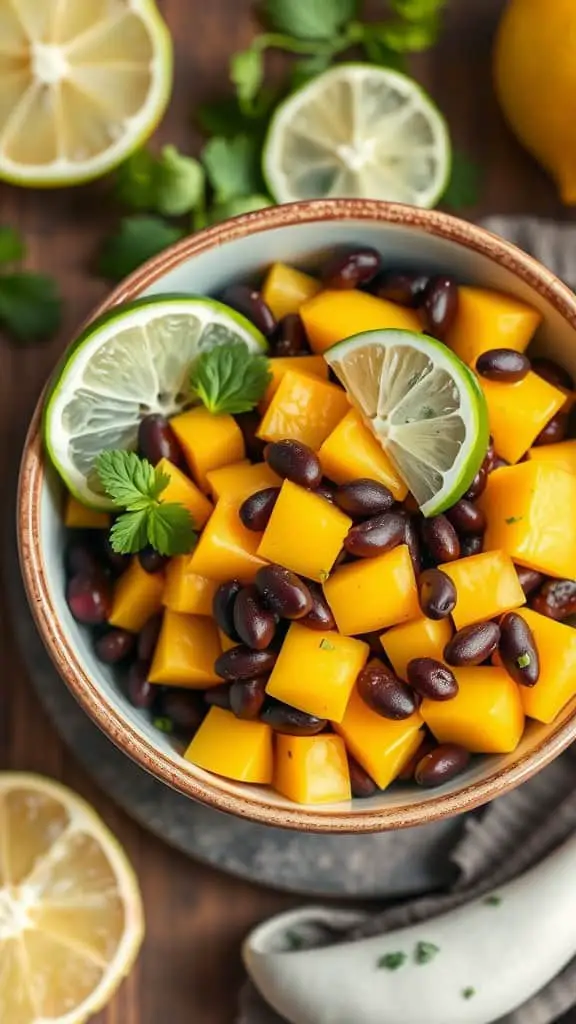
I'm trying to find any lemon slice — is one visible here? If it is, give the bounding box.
[263,64,451,207]
[325,329,489,516]
[43,295,268,509]
[0,0,172,186]
[0,773,144,1024]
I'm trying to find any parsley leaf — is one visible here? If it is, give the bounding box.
[0,272,62,342]
[290,53,333,90]
[115,149,158,210]
[202,135,263,203]
[202,194,273,228]
[374,15,441,52]
[148,502,198,556]
[285,930,305,950]
[190,341,271,415]
[360,33,407,71]
[261,0,357,41]
[516,652,531,669]
[442,150,482,210]
[230,47,265,111]
[96,450,163,508]
[0,226,25,264]
[319,638,336,650]
[414,941,440,964]
[377,952,407,970]
[462,987,476,1000]
[483,894,502,907]
[109,509,150,554]
[98,216,184,282]
[155,146,205,217]
[392,0,447,19]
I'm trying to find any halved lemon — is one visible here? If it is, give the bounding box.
[0,0,172,187]
[0,773,144,1023]
[325,329,489,516]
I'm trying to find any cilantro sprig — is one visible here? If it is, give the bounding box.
[96,450,197,556]
[0,226,62,343]
[190,341,271,415]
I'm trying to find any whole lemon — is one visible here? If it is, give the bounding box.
[494,0,576,203]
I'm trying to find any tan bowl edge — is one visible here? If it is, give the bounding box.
[17,199,576,833]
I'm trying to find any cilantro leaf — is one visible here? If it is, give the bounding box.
[373,15,441,52]
[377,952,406,970]
[109,509,150,554]
[441,150,482,210]
[202,135,263,203]
[98,216,184,282]
[155,145,205,217]
[360,33,407,70]
[230,47,265,111]
[414,941,440,964]
[205,194,273,226]
[0,226,25,264]
[96,450,164,508]
[462,988,476,1000]
[392,0,447,19]
[196,90,276,137]
[190,341,271,415]
[148,502,197,556]
[115,149,158,210]
[260,0,357,40]
[0,272,62,342]
[290,53,332,90]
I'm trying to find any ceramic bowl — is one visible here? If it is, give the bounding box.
[17,199,576,833]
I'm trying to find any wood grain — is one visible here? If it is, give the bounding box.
[0,1,573,1021]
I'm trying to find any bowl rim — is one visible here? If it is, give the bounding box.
[17,198,576,833]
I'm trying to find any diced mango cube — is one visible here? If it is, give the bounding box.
[445,286,542,368]
[109,558,165,633]
[170,407,245,490]
[480,462,576,579]
[64,495,111,529]
[218,629,238,652]
[335,689,423,790]
[274,735,351,804]
[480,372,565,464]
[156,457,213,529]
[257,480,351,583]
[149,609,221,687]
[319,409,407,500]
[380,617,453,680]
[300,289,420,355]
[163,558,218,615]
[266,623,369,723]
[261,262,321,320]
[421,666,525,753]
[205,461,280,502]
[528,440,576,476]
[440,550,525,630]
[188,499,267,582]
[323,545,419,635]
[513,609,576,724]
[257,369,349,449]
[261,355,329,410]
[185,707,273,783]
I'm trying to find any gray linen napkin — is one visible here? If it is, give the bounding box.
[238,217,576,1024]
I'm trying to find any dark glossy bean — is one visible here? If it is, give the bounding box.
[402,513,422,575]
[94,628,135,664]
[514,565,545,597]
[357,660,418,719]
[418,568,457,620]
[299,583,336,631]
[212,579,242,641]
[491,454,509,472]
[406,658,458,700]
[532,356,574,391]
[264,439,322,488]
[334,479,394,517]
[138,413,183,467]
[204,683,232,710]
[322,246,381,289]
[421,276,459,339]
[531,578,576,621]
[269,618,291,652]
[445,499,486,535]
[421,515,460,563]
[374,271,430,307]
[233,585,277,650]
[255,564,313,619]
[221,283,276,336]
[316,482,336,503]
[230,677,268,720]
[398,736,436,781]
[463,464,488,501]
[533,412,569,446]
[270,313,309,357]
[499,612,540,686]
[348,755,379,798]
[444,621,501,666]
[215,645,277,681]
[156,689,206,736]
[239,487,281,532]
[138,545,169,574]
[357,631,386,657]
[235,410,267,462]
[66,572,111,624]
[65,537,100,578]
[137,613,162,663]
[261,700,327,736]
[125,661,156,709]
[344,511,406,558]
[100,533,130,575]
[460,534,484,557]
[476,348,530,383]
[415,743,471,788]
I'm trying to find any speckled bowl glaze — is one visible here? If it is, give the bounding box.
[17,200,576,833]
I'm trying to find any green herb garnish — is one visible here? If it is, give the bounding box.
[0,225,61,343]
[505,515,523,525]
[462,987,476,1000]
[414,941,440,964]
[285,929,304,949]
[153,716,174,734]
[115,145,205,217]
[377,952,407,970]
[483,894,502,907]
[319,638,336,650]
[441,149,482,211]
[318,570,330,582]
[189,341,271,415]
[98,216,184,282]
[516,653,531,669]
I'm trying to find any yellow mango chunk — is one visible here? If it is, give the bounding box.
[380,617,453,680]
[188,499,267,582]
[109,558,165,633]
[335,688,423,790]
[445,286,542,367]
[480,462,576,579]
[421,666,525,754]
[261,355,329,410]
[64,495,111,529]
[274,734,351,804]
[319,408,407,500]
[528,440,576,476]
[156,457,213,529]
[170,407,245,490]
[323,545,419,635]
[480,372,565,464]
[218,629,238,652]
[261,262,321,320]
[162,558,218,616]
[185,707,273,783]
[205,460,280,502]
[440,550,525,630]
[149,609,221,687]
[513,609,576,724]
[257,369,349,450]
[266,623,369,723]
[300,289,420,355]
[257,479,351,583]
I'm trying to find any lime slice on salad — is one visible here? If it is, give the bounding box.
[263,64,451,207]
[325,329,489,516]
[43,295,267,509]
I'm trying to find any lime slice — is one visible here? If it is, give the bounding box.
[325,329,489,516]
[263,64,451,207]
[43,295,267,509]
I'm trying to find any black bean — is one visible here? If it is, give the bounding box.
[476,348,530,383]
[499,612,540,687]
[137,613,162,663]
[138,545,169,574]
[322,246,381,289]
[255,564,312,619]
[213,579,242,641]
[125,661,156,709]
[356,631,386,657]
[463,464,488,501]
[260,700,327,736]
[270,313,309,356]
[532,356,574,391]
[316,481,336,503]
[374,271,430,307]
[264,439,322,488]
[348,755,379,798]
[415,744,471,787]
[402,512,422,575]
[221,283,276,336]
[514,565,545,597]
[421,276,459,339]
[215,645,277,681]
[94,628,135,664]
[357,660,418,719]
[445,499,486,535]
[239,487,281,531]
[344,511,406,558]
[138,413,184,467]
[64,537,100,578]
[334,479,394,517]
[421,515,460,563]
[533,412,569,446]
[444,622,501,666]
[418,568,457,620]
[299,583,336,631]
[531,578,576,621]
[233,586,277,650]
[460,534,484,557]
[100,533,130,575]
[205,684,232,710]
[398,736,436,781]
[230,677,268,719]
[491,454,510,472]
[236,410,267,462]
[406,658,458,700]
[156,689,206,736]
[66,571,111,624]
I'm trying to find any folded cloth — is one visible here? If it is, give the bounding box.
[237,216,576,1024]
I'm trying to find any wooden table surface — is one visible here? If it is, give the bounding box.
[0,2,574,1021]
